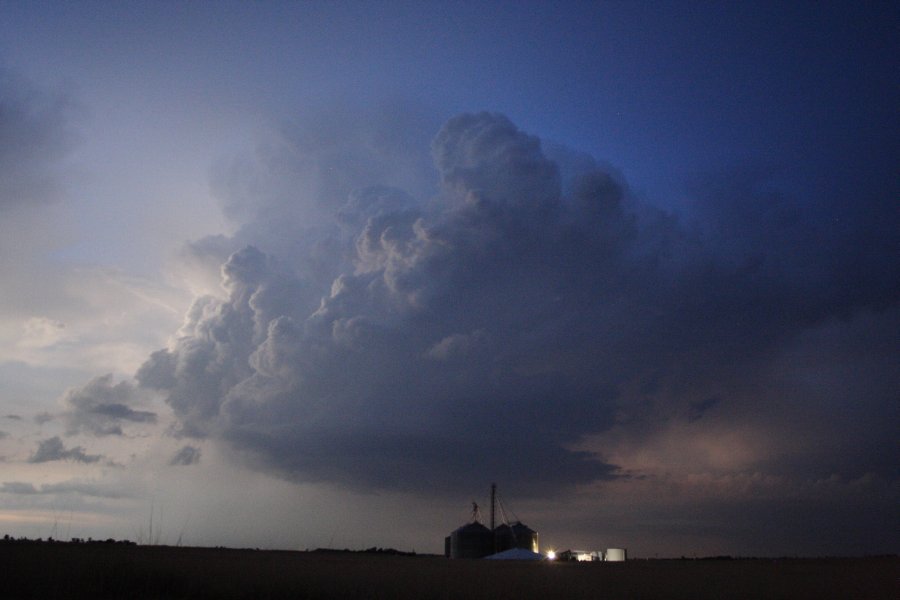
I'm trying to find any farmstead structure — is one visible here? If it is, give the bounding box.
[444,484,627,561]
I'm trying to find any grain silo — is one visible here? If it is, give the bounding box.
[449,521,494,559]
[493,521,539,553]
[444,501,495,559]
[446,485,541,558]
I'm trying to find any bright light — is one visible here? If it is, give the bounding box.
[546,550,556,560]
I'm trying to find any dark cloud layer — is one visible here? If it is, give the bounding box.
[62,374,156,437]
[134,113,896,508]
[28,436,101,464]
[169,445,201,466]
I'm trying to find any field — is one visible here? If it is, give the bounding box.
[2,541,897,599]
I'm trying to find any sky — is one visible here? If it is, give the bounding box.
[0,1,897,557]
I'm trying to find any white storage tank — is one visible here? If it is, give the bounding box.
[605,548,627,561]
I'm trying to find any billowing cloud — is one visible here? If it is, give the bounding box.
[28,436,102,464]
[61,374,156,437]
[125,112,896,509]
[169,445,201,466]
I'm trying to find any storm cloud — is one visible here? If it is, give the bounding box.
[130,112,898,502]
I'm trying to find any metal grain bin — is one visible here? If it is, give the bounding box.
[450,521,494,559]
[493,521,539,553]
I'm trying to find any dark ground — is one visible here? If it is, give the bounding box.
[2,541,897,599]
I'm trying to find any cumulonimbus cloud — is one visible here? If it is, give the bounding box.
[129,111,897,499]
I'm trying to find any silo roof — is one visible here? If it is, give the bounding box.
[454,521,491,534]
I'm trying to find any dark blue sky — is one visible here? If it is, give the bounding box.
[4,2,894,206]
[0,1,896,556]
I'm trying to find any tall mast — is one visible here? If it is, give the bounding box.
[490,482,496,530]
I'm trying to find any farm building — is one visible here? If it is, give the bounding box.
[556,550,602,562]
[444,484,540,559]
[551,549,627,562]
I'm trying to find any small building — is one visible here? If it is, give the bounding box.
[557,549,601,562]
[605,548,627,561]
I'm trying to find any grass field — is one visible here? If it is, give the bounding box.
[2,541,897,599]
